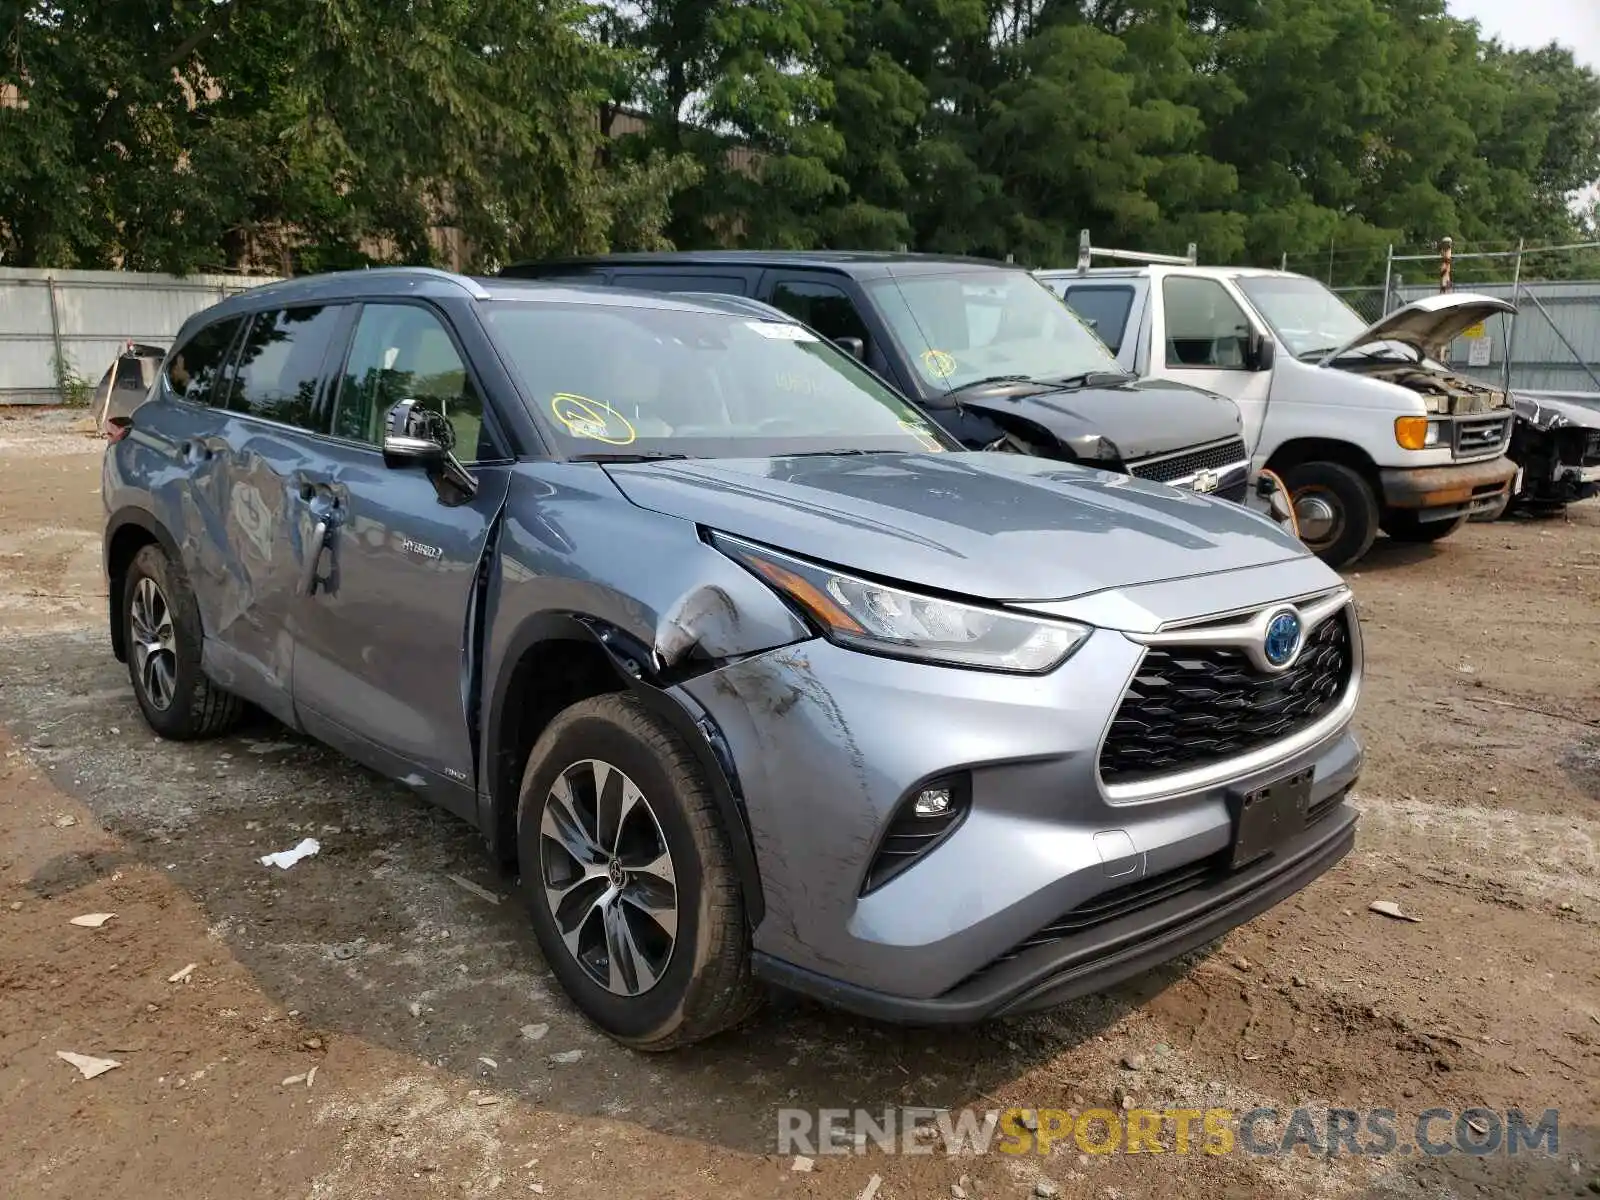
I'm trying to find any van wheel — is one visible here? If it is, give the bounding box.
[123,545,244,739]
[1282,462,1379,569]
[517,694,761,1050]
[1382,510,1467,543]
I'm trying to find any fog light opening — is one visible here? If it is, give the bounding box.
[913,786,953,817]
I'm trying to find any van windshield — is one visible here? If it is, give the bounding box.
[866,269,1121,392]
[481,300,951,459]
[1235,276,1373,360]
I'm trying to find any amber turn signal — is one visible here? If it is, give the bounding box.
[1394,416,1429,450]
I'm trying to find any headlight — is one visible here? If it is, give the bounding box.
[713,535,1090,673]
[1395,416,1445,450]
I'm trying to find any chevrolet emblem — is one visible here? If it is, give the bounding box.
[1191,469,1220,495]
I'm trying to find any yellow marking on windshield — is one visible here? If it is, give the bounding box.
[551,392,637,446]
[921,349,957,379]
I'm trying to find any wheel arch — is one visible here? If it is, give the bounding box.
[1266,438,1381,492]
[104,508,182,663]
[481,613,764,927]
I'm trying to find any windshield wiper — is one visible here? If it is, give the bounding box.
[569,450,691,463]
[779,448,907,458]
[946,373,1038,397]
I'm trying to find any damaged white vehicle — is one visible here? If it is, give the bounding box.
[1041,266,1520,568]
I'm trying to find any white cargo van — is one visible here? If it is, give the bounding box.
[1038,260,1518,568]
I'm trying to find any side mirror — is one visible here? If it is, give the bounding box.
[1246,328,1275,372]
[382,399,477,500]
[833,335,865,360]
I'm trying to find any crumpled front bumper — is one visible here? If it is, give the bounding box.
[678,622,1362,1021]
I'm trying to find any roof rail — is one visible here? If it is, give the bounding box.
[669,291,793,321]
[1074,229,1197,276]
[355,264,491,300]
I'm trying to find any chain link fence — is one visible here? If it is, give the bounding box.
[1281,239,1600,395]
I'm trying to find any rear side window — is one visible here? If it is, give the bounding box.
[165,318,242,406]
[227,306,345,431]
[611,272,749,296]
[1062,286,1134,354]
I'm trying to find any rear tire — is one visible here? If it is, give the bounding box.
[1281,461,1379,569]
[123,545,243,739]
[1382,510,1467,543]
[517,693,761,1050]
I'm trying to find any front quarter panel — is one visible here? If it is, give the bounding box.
[477,462,811,867]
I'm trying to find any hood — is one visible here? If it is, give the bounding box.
[1317,293,1515,365]
[603,451,1306,603]
[957,376,1242,463]
[1512,390,1600,431]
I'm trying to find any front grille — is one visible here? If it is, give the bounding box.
[1453,415,1511,458]
[1099,610,1354,786]
[1128,438,1247,485]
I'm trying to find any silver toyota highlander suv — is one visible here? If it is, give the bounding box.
[102,269,1362,1048]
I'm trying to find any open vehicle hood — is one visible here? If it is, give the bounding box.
[604,451,1304,603]
[1512,390,1600,432]
[956,376,1241,463]
[1317,293,1515,365]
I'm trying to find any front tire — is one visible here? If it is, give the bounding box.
[1382,510,1467,543]
[1282,461,1379,569]
[517,694,760,1050]
[123,545,243,739]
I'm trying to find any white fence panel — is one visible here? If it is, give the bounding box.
[0,267,280,404]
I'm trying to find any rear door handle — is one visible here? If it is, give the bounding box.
[299,520,329,597]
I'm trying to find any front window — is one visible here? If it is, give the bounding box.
[1235,276,1373,360]
[864,269,1119,391]
[481,301,949,459]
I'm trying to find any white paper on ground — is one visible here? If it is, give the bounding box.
[56,1050,122,1079]
[259,838,321,869]
[69,912,116,928]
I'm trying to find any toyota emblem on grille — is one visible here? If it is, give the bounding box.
[1263,609,1303,668]
[1191,469,1219,494]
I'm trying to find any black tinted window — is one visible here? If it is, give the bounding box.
[165,318,241,406]
[769,279,870,347]
[613,271,748,295]
[227,306,343,431]
[1062,286,1134,354]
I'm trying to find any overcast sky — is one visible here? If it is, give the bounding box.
[1448,0,1599,68]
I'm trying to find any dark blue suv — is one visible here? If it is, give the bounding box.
[103,268,1361,1048]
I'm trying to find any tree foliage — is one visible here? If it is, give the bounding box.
[2,0,1597,275]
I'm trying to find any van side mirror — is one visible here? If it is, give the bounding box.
[1245,329,1275,372]
[833,335,865,360]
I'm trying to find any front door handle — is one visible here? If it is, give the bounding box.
[299,519,329,597]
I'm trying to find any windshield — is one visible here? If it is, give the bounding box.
[481,301,949,459]
[1234,276,1372,359]
[865,269,1120,391]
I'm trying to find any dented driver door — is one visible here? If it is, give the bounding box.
[285,301,512,817]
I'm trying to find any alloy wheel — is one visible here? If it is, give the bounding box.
[539,758,679,996]
[129,576,177,712]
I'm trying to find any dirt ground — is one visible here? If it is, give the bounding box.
[1,405,1596,1200]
